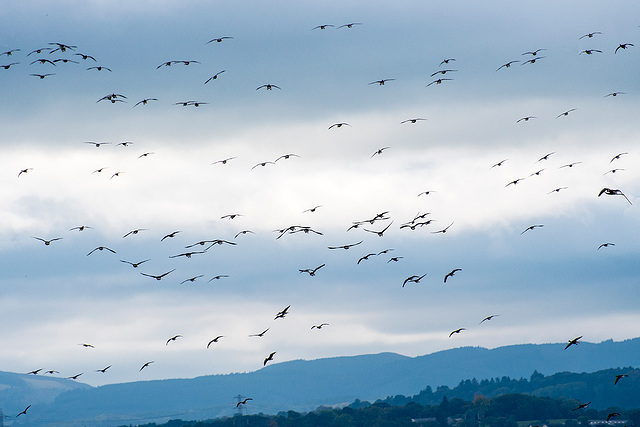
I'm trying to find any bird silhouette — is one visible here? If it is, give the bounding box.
[264,351,276,366]
[212,157,238,165]
[449,328,465,337]
[139,361,154,371]
[166,335,182,345]
[311,323,329,329]
[564,336,582,349]
[328,241,363,250]
[328,122,351,129]
[598,243,615,250]
[572,401,591,411]
[249,328,270,337]
[598,188,632,205]
[580,49,602,55]
[579,32,602,39]
[207,336,224,348]
[141,269,176,280]
[312,25,334,30]
[180,275,204,284]
[133,98,158,107]
[556,108,576,118]
[521,225,543,234]
[299,264,325,276]
[610,152,628,163]
[274,305,290,320]
[369,79,395,85]
[16,405,31,417]
[256,84,281,90]
[363,221,393,237]
[615,43,634,54]
[120,259,150,268]
[87,246,116,256]
[497,61,519,70]
[33,237,62,246]
[614,374,627,385]
[96,365,111,373]
[444,268,461,283]
[432,222,454,234]
[206,37,233,44]
[237,397,253,407]
[337,23,362,29]
[479,315,499,324]
[123,228,148,238]
[401,118,427,124]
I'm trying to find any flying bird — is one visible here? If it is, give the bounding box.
[337,23,362,29]
[87,246,116,256]
[208,275,229,282]
[123,228,148,238]
[517,116,536,123]
[133,98,158,107]
[598,188,632,205]
[479,315,499,324]
[212,157,238,165]
[444,268,462,283]
[274,305,291,320]
[96,365,112,373]
[536,152,555,162]
[572,401,591,411]
[401,118,427,124]
[207,336,224,348]
[609,152,628,163]
[166,335,182,345]
[312,24,334,30]
[449,328,465,337]
[426,78,452,86]
[141,269,176,280]
[439,58,456,66]
[523,48,546,56]
[311,323,329,329]
[369,78,395,85]
[371,147,390,158]
[604,92,625,98]
[497,60,520,70]
[120,259,150,268]
[556,108,576,118]
[249,328,270,337]
[614,374,627,385]
[18,168,34,177]
[615,43,634,54]
[180,275,204,284]
[579,49,602,55]
[30,73,55,79]
[17,405,31,417]
[139,361,154,371]
[491,159,508,168]
[237,397,253,406]
[161,231,181,241]
[521,225,543,234]
[564,336,582,350]
[607,413,621,421]
[67,373,83,380]
[363,221,393,237]
[256,84,281,90]
[579,32,602,39]
[206,37,233,44]
[299,264,325,276]
[328,241,363,250]
[432,222,454,234]
[264,351,276,366]
[79,343,95,348]
[33,237,62,246]
[329,122,351,129]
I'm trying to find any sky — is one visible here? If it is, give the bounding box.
[1,0,639,388]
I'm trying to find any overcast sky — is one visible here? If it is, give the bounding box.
[1,0,639,387]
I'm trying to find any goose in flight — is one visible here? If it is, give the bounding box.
[580,49,602,55]
[275,153,300,161]
[556,108,576,118]
[18,168,34,177]
[579,32,602,39]
[87,246,116,255]
[274,305,290,320]
[17,405,31,417]
[615,43,634,54]
[75,53,96,61]
[517,116,536,123]
[79,343,95,348]
[33,237,62,246]
[363,221,393,237]
[565,336,582,349]
[166,335,182,345]
[312,24,334,30]
[430,69,457,77]
[1,62,19,69]
[598,188,632,204]
[371,147,390,158]
[252,161,276,169]
[264,351,276,366]
[212,156,237,165]
[161,231,181,241]
[311,323,329,329]
[444,268,461,283]
[523,48,546,56]
[548,187,568,194]
[249,328,269,337]
[67,373,83,380]
[439,58,455,66]
[237,397,253,406]
[572,402,591,411]
[141,269,176,280]
[598,243,614,250]
[87,65,111,72]
[614,374,627,385]
[522,56,545,65]
[491,159,508,168]
[120,259,150,268]
[402,274,426,287]
[303,205,322,213]
[256,84,281,90]
[133,98,158,107]
[604,92,625,98]
[299,264,325,276]
[96,365,111,373]
[338,23,362,28]
[169,251,206,258]
[357,253,377,264]
[521,224,543,234]
[235,230,255,238]
[30,73,55,79]
[123,228,148,238]
[328,241,363,250]
[1,49,20,56]
[180,275,204,284]
[427,78,452,86]
[604,168,624,175]
[479,315,499,324]
[537,152,555,162]
[207,336,224,348]
[401,118,427,124]
[560,162,582,169]
[139,361,154,371]
[505,178,524,187]
[204,70,226,84]
[497,60,519,70]
[206,37,233,44]
[369,78,395,85]
[610,152,628,163]
[449,328,465,337]
[432,222,454,234]
[329,122,351,129]
[208,275,229,282]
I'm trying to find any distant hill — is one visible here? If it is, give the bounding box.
[3,337,640,426]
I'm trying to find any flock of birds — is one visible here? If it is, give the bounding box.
[2,9,638,422]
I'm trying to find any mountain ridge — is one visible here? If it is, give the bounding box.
[2,337,639,426]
